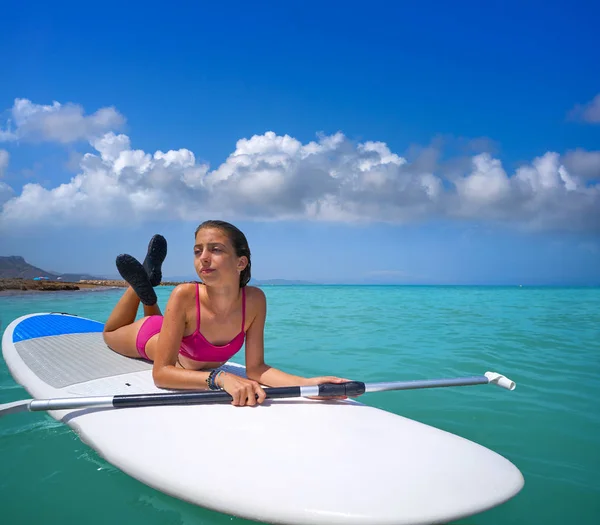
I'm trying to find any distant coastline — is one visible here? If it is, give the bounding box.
[0,278,183,294]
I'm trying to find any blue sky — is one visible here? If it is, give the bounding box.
[1,0,599,285]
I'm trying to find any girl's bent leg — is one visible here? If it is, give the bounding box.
[104,286,141,333]
[143,302,162,317]
[103,317,152,359]
[103,287,157,359]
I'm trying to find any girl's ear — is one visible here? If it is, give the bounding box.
[237,256,248,272]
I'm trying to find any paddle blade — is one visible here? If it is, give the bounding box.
[0,399,31,416]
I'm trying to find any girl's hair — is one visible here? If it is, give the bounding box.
[194,220,251,287]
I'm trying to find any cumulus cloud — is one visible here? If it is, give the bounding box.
[568,93,600,124]
[0,149,8,177]
[0,98,125,143]
[0,99,599,233]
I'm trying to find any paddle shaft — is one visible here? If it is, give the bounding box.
[6,373,514,414]
[28,383,364,411]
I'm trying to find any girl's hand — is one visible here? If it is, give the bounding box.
[219,372,267,407]
[304,375,353,400]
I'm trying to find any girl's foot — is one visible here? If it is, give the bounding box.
[143,234,167,287]
[116,254,157,306]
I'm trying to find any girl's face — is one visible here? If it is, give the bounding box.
[193,227,246,284]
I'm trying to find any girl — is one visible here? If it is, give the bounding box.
[103,220,349,406]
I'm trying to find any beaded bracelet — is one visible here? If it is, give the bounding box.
[206,370,218,390]
[206,369,224,391]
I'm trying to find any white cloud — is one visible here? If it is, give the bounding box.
[0,149,8,177]
[0,100,599,234]
[562,149,600,180]
[568,93,600,124]
[0,98,125,143]
[0,182,14,207]
[0,130,15,141]
[454,153,511,207]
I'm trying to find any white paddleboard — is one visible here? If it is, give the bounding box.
[2,312,524,524]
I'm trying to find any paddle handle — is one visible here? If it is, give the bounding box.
[316,381,366,397]
[113,386,300,408]
[113,381,367,408]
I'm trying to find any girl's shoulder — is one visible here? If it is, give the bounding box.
[171,281,199,292]
[242,286,266,328]
[244,285,267,315]
[244,285,266,302]
[167,281,199,304]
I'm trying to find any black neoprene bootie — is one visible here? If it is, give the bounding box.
[116,254,158,306]
[143,234,167,287]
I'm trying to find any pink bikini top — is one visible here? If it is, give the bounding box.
[179,283,246,362]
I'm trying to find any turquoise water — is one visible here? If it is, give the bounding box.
[1,285,599,524]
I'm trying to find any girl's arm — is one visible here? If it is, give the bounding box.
[152,284,213,389]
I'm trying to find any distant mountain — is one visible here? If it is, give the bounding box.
[0,256,105,282]
[252,279,317,285]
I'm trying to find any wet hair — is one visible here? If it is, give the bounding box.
[194,220,251,287]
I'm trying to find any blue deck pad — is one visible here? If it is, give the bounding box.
[12,314,104,343]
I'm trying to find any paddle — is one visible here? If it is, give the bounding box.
[0,371,515,417]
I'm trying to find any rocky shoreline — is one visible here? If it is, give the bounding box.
[0,278,183,293]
